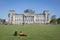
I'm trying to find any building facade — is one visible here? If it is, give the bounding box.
[8,9,50,24]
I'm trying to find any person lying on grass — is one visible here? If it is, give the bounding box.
[19,31,27,37]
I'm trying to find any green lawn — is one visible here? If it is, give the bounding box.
[0,24,60,40]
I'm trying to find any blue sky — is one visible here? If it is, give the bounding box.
[0,0,60,19]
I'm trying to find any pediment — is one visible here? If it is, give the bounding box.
[24,13,34,16]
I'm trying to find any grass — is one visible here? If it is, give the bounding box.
[0,24,60,40]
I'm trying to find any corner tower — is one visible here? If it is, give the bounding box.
[8,10,15,24]
[43,10,50,24]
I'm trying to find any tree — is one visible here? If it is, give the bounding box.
[0,18,2,24]
[57,18,60,24]
[0,18,1,22]
[50,15,57,24]
[0,18,6,24]
[1,19,6,24]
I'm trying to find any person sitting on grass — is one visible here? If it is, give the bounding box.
[13,31,17,36]
[19,31,27,37]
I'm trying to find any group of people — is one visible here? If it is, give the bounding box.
[14,31,27,37]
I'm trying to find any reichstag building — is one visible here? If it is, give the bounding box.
[8,9,50,24]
